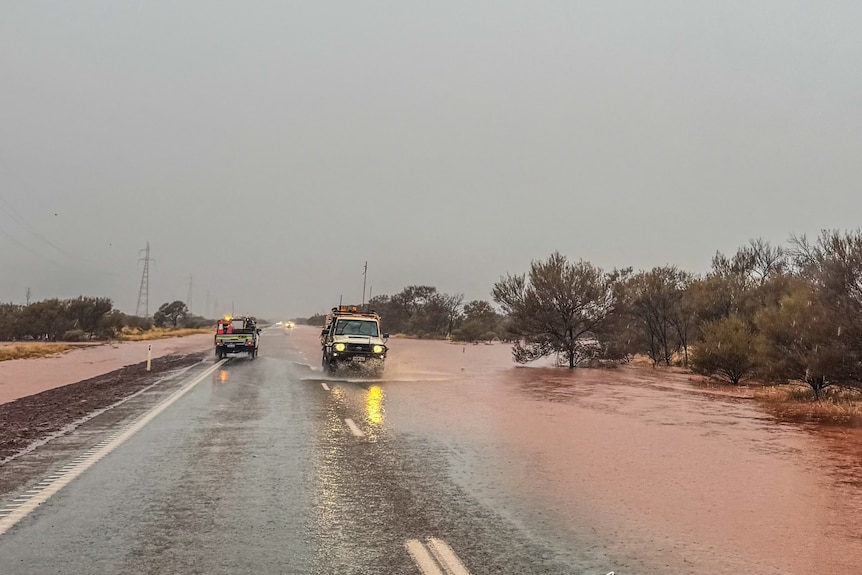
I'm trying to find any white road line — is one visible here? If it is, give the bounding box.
[427,538,471,575]
[0,359,227,537]
[406,538,473,575]
[344,418,365,437]
[321,383,330,391]
[405,540,445,575]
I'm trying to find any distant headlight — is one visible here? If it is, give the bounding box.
[373,345,384,354]
[334,343,346,352]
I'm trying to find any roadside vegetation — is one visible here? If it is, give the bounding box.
[0,343,71,362]
[301,229,862,409]
[755,385,862,423]
[487,231,862,403]
[117,327,212,341]
[301,286,506,342]
[0,297,213,344]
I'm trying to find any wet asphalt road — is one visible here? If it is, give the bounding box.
[0,329,626,575]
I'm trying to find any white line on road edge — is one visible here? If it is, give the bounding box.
[0,359,227,537]
[344,418,365,437]
[0,361,201,466]
[406,538,472,575]
[321,383,330,391]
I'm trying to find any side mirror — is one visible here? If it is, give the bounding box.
[383,333,390,340]
[321,329,327,336]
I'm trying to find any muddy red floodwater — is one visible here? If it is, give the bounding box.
[291,327,862,573]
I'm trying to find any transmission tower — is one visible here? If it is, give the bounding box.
[136,242,154,317]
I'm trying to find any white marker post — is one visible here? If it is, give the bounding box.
[146,344,152,372]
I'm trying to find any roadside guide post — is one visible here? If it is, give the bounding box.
[147,344,152,372]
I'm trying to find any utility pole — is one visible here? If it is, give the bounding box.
[361,261,368,306]
[214,298,219,319]
[187,274,193,315]
[136,242,153,317]
[205,290,210,320]
[25,287,31,306]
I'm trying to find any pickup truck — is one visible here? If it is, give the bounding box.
[215,316,260,359]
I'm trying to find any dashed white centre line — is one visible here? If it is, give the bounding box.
[406,538,472,575]
[344,418,365,437]
[427,538,471,575]
[405,540,444,575]
[321,382,330,391]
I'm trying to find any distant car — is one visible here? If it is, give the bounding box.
[284,321,296,329]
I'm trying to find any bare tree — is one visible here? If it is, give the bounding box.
[621,266,692,366]
[712,238,787,287]
[493,252,615,368]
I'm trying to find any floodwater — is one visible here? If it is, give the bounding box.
[288,327,862,572]
[378,336,862,573]
[495,367,862,573]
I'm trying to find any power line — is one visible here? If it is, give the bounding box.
[0,192,77,260]
[0,160,122,276]
[0,225,59,264]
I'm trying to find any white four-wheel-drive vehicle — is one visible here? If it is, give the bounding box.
[320,306,388,375]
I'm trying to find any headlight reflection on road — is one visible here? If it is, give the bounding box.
[218,370,229,383]
[366,385,385,426]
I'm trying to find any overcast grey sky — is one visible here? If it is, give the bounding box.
[2,1,861,319]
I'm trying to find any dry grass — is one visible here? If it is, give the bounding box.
[629,354,654,367]
[0,343,71,362]
[118,327,212,341]
[754,383,862,421]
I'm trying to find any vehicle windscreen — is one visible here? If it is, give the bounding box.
[334,319,379,337]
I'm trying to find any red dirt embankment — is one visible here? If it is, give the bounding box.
[0,334,211,405]
[0,352,206,461]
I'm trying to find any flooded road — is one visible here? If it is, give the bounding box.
[357,330,862,573]
[0,325,859,574]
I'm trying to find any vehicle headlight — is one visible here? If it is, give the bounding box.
[373,345,384,354]
[334,343,346,352]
